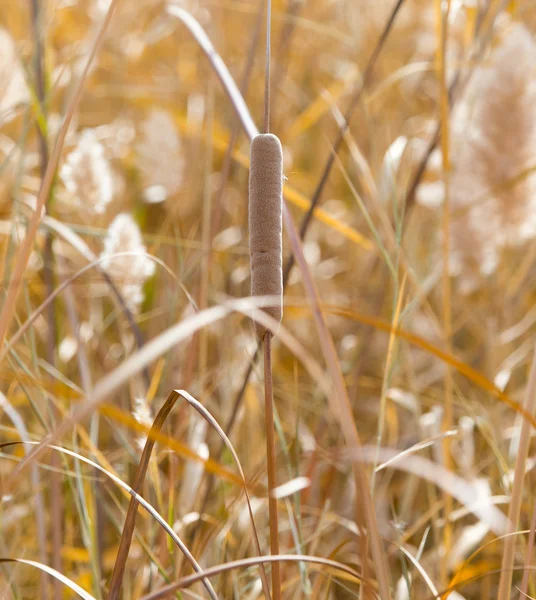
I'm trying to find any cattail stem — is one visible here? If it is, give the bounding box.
[264,332,281,600]
[263,0,271,133]
[249,132,283,599]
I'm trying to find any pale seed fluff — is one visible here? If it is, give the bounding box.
[100,213,155,312]
[136,109,184,203]
[0,28,29,123]
[132,397,153,449]
[60,129,114,214]
[448,24,536,292]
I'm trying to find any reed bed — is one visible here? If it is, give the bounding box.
[1,1,536,599]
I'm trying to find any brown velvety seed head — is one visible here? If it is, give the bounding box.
[249,133,283,339]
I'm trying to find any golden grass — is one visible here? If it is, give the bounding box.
[1,1,536,598]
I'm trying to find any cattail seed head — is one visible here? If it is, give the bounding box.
[249,133,283,339]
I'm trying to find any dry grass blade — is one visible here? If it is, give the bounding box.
[396,545,440,600]
[139,554,367,600]
[519,499,536,598]
[172,389,270,599]
[0,558,96,600]
[282,202,391,599]
[358,445,508,535]
[498,350,536,599]
[0,440,210,595]
[374,430,457,472]
[99,403,244,488]
[108,390,218,600]
[0,392,47,598]
[0,0,120,349]
[167,6,257,140]
[429,567,536,600]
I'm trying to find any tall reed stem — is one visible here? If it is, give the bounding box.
[264,331,281,600]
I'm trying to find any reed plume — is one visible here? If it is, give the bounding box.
[448,23,536,292]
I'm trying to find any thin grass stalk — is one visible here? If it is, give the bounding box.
[263,0,271,134]
[0,392,48,598]
[498,351,536,599]
[436,0,453,587]
[519,497,536,599]
[264,332,281,600]
[58,254,104,596]
[27,0,59,593]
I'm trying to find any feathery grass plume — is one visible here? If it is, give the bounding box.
[448,24,536,293]
[136,109,184,204]
[248,133,283,339]
[60,129,114,214]
[0,27,28,124]
[132,396,153,448]
[100,213,155,312]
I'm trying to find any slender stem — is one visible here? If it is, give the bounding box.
[519,496,536,599]
[437,0,453,586]
[263,0,271,134]
[28,0,60,597]
[264,332,281,600]
[498,351,536,600]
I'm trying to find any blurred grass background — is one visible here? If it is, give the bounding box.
[1,0,536,598]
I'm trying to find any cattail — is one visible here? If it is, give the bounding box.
[249,133,283,339]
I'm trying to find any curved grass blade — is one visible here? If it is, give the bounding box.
[140,554,366,600]
[173,389,270,598]
[0,558,96,600]
[167,6,257,140]
[107,390,218,600]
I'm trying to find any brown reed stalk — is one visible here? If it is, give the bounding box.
[249,6,283,589]
[28,0,61,596]
[249,131,283,600]
[498,351,536,600]
[263,332,280,599]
